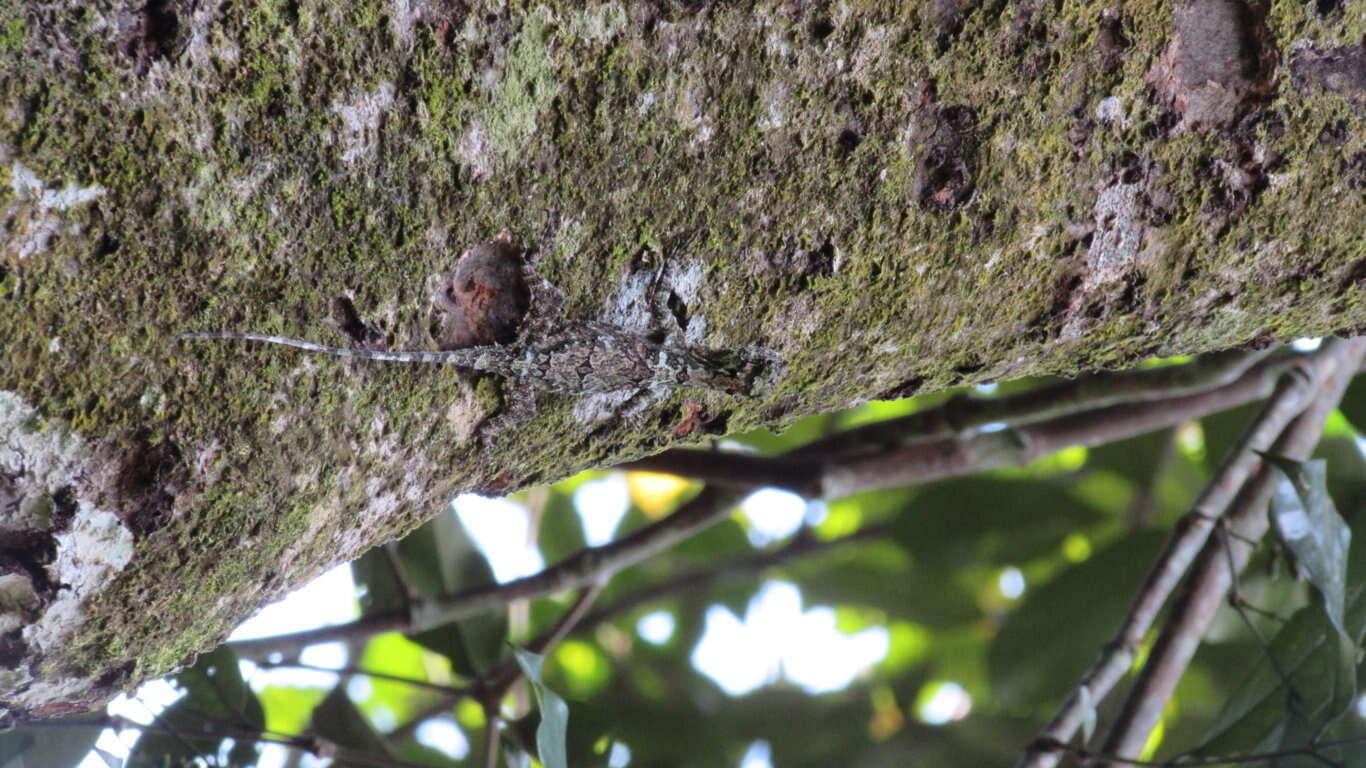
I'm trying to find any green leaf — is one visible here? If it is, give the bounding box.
[258,684,327,739]
[1268,459,1352,639]
[308,684,396,767]
[1337,377,1366,436]
[128,646,265,768]
[537,485,588,564]
[0,716,102,768]
[512,646,570,768]
[1197,605,1349,756]
[1202,477,1366,759]
[355,633,447,726]
[1316,435,1366,521]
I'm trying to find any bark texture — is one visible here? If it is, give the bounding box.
[0,0,1363,719]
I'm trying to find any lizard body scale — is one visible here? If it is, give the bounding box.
[176,323,778,396]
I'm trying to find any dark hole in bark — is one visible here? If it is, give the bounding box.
[667,290,690,331]
[836,129,862,156]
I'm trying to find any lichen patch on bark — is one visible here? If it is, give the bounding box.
[0,391,138,719]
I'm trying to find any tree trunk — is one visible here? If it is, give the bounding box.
[0,0,1362,719]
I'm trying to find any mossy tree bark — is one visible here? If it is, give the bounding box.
[0,0,1362,719]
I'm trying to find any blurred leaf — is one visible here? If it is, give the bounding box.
[673,516,749,564]
[834,396,925,430]
[309,684,396,767]
[513,647,570,768]
[0,716,102,768]
[129,646,264,768]
[258,685,327,739]
[1200,402,1263,476]
[1338,378,1366,436]
[356,633,446,725]
[550,639,612,699]
[626,472,696,518]
[537,485,588,564]
[1268,459,1351,638]
[392,738,462,767]
[396,509,470,598]
[1316,436,1366,522]
[989,531,1167,708]
[352,545,406,618]
[352,510,508,678]
[894,477,1106,569]
[795,542,981,627]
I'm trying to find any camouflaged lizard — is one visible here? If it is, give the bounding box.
[176,323,780,396]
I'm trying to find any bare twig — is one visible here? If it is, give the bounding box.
[384,526,887,741]
[483,714,501,768]
[18,714,440,768]
[575,523,889,630]
[1017,340,1360,768]
[482,580,607,700]
[802,348,1277,457]
[232,486,744,660]
[628,353,1301,497]
[254,659,472,697]
[231,612,412,660]
[1090,338,1366,765]
[386,582,606,744]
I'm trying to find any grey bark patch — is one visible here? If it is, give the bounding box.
[0,392,138,717]
[1146,0,1277,132]
[3,161,105,260]
[1290,45,1366,102]
[331,82,397,165]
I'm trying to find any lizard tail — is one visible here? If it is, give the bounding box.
[175,332,455,364]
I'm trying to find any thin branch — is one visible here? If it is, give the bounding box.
[575,523,890,630]
[483,714,501,768]
[232,486,745,660]
[482,580,607,701]
[231,612,412,661]
[19,714,440,768]
[253,659,473,696]
[386,582,607,744]
[1016,340,1359,768]
[1090,338,1366,766]
[384,525,886,741]
[626,351,1302,497]
[803,347,1277,457]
